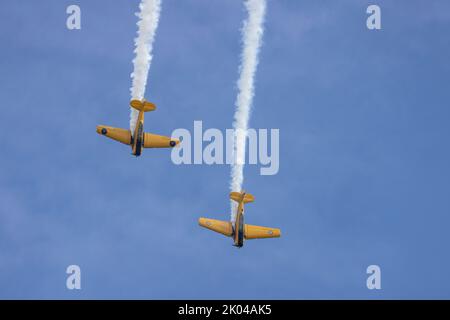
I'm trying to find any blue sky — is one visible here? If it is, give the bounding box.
[1,0,450,299]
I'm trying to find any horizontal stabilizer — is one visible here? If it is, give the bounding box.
[244,224,281,239]
[230,192,254,204]
[198,218,233,237]
[96,125,132,145]
[143,133,179,148]
[130,99,156,112]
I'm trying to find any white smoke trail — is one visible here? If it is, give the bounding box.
[230,0,266,221]
[130,0,162,134]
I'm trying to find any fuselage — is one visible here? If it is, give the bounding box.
[131,110,145,156]
[233,197,245,247]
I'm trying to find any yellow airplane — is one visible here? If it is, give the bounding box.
[199,191,281,248]
[96,99,179,156]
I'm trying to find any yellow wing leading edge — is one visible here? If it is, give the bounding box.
[144,132,180,148]
[96,125,132,145]
[244,224,281,239]
[198,218,233,237]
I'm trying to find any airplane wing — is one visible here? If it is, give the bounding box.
[143,132,179,148]
[244,224,281,239]
[96,125,132,145]
[198,218,233,237]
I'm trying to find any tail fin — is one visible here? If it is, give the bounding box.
[230,191,254,204]
[130,99,156,112]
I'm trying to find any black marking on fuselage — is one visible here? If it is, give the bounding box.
[236,213,244,247]
[134,122,143,156]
